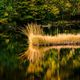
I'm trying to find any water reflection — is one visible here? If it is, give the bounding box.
[20,24,80,80]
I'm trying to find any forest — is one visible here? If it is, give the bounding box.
[0,0,80,80]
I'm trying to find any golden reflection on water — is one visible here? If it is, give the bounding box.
[20,24,80,80]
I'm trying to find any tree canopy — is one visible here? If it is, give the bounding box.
[0,0,80,26]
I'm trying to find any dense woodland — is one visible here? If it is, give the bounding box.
[0,0,80,80]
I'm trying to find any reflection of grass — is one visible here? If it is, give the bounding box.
[20,23,80,63]
[20,23,44,63]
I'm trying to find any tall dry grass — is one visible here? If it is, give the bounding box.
[20,23,80,63]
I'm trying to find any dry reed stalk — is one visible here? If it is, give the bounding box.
[20,23,80,63]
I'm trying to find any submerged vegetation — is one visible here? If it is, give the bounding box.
[0,0,80,80]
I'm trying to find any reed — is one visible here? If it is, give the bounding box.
[20,23,80,63]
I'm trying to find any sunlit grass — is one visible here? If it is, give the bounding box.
[20,23,80,63]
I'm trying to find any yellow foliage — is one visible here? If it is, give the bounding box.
[27,63,35,73]
[45,69,52,80]
[64,2,72,11]
[0,18,7,24]
[52,60,56,72]
[27,63,43,73]
[5,39,9,43]
[43,4,48,8]
[67,50,73,60]
[35,66,43,72]
[4,12,8,16]
[65,2,71,8]
[73,60,80,68]
[61,57,66,65]
[51,6,59,15]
